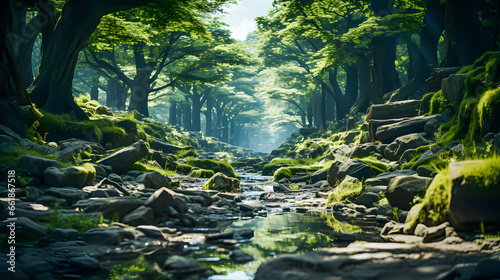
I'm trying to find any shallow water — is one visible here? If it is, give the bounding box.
[108,171,380,280]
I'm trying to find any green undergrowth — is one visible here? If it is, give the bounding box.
[127,159,177,177]
[188,169,215,178]
[322,213,362,233]
[263,158,323,176]
[44,211,103,233]
[434,51,500,147]
[0,144,57,169]
[327,176,363,204]
[273,166,322,182]
[174,148,199,160]
[176,164,193,175]
[185,158,238,178]
[406,156,500,231]
[357,158,389,175]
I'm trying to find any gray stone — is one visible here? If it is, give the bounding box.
[386,175,432,211]
[483,132,495,142]
[417,167,437,178]
[229,250,253,264]
[123,206,154,226]
[493,134,500,155]
[136,225,164,239]
[51,228,79,240]
[44,166,95,188]
[471,258,500,279]
[365,185,387,194]
[145,187,190,215]
[365,170,417,186]
[414,223,428,237]
[327,159,373,186]
[424,113,450,135]
[203,172,240,192]
[344,131,359,144]
[45,187,88,204]
[441,74,466,102]
[69,256,103,271]
[355,192,379,207]
[89,188,120,198]
[97,140,149,173]
[81,227,135,245]
[239,201,264,212]
[310,168,328,184]
[18,155,60,176]
[448,160,500,230]
[423,222,449,242]
[137,172,170,189]
[74,196,143,220]
[384,133,431,161]
[0,217,47,240]
[95,105,113,116]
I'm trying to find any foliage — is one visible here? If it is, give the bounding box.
[357,158,389,176]
[273,166,321,181]
[176,163,193,175]
[327,176,363,204]
[188,169,214,178]
[174,148,199,160]
[44,211,103,233]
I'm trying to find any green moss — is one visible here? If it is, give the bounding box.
[429,90,450,115]
[327,176,363,204]
[188,169,215,178]
[188,159,237,178]
[420,92,434,115]
[127,159,176,177]
[357,158,389,176]
[478,86,500,129]
[273,166,321,182]
[0,144,58,169]
[44,211,103,233]
[322,213,362,233]
[457,157,500,189]
[176,164,193,175]
[174,148,199,160]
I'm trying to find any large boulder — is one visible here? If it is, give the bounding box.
[384,133,431,161]
[310,168,328,184]
[145,187,190,215]
[137,172,170,189]
[441,74,466,103]
[327,160,373,186]
[351,143,386,159]
[44,165,96,188]
[448,160,500,230]
[18,155,61,176]
[386,175,433,211]
[203,172,240,192]
[123,206,154,226]
[74,197,143,220]
[0,217,47,240]
[365,170,417,186]
[97,140,148,173]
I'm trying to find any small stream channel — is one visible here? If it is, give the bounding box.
[108,171,382,280]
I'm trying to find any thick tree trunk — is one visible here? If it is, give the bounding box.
[325,90,335,123]
[440,0,494,67]
[183,102,191,130]
[16,7,39,89]
[328,67,346,121]
[221,116,229,143]
[116,82,127,110]
[229,118,236,145]
[371,36,401,104]
[128,45,151,116]
[28,0,153,120]
[405,36,419,81]
[307,101,313,127]
[387,0,446,101]
[205,97,213,136]
[106,78,117,108]
[320,85,327,130]
[90,85,98,101]
[344,65,358,113]
[169,101,177,125]
[191,87,202,132]
[350,61,372,115]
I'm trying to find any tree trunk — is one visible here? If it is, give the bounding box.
[440,0,494,67]
[191,86,202,132]
[320,84,327,129]
[183,102,192,130]
[106,78,117,108]
[344,65,359,113]
[28,0,153,120]
[229,118,236,145]
[90,85,98,101]
[405,36,419,81]
[370,0,401,104]
[325,90,335,123]
[328,67,346,121]
[205,96,213,136]
[128,44,151,116]
[16,7,39,89]
[387,0,446,101]
[350,61,372,115]
[221,116,229,143]
[169,101,177,125]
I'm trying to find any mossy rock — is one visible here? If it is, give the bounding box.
[202,172,240,192]
[191,159,237,178]
[273,166,321,182]
[327,175,363,204]
[189,169,215,178]
[176,164,193,175]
